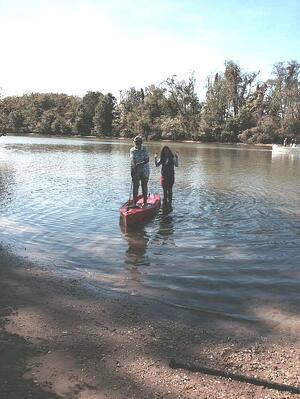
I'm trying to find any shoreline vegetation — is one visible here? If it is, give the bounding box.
[1,246,300,399]
[1,131,273,147]
[1,60,300,145]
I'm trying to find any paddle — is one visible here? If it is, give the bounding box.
[128,179,133,204]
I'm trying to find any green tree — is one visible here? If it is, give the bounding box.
[161,116,186,140]
[201,62,259,142]
[77,91,104,135]
[115,88,144,137]
[93,93,116,136]
[239,61,300,143]
[8,110,25,133]
[162,74,202,139]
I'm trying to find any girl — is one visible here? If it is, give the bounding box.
[154,146,178,203]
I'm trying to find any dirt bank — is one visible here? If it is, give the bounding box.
[0,246,299,399]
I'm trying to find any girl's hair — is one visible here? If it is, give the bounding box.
[160,146,174,164]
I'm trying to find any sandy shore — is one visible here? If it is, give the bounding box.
[1,245,300,399]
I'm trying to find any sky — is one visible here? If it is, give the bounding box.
[0,0,299,100]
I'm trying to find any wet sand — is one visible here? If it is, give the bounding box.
[1,246,300,399]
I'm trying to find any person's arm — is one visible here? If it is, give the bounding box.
[154,153,161,167]
[174,152,179,167]
[142,154,149,165]
[130,148,138,175]
[130,148,135,163]
[136,157,149,166]
[143,149,149,165]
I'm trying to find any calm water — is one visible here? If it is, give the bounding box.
[1,136,299,322]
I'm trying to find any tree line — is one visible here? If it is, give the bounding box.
[1,60,299,144]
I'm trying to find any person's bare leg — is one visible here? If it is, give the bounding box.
[168,188,172,203]
[141,179,148,206]
[163,187,168,203]
[133,179,139,205]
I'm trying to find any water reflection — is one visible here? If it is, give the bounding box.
[120,203,175,273]
[0,161,15,207]
[272,150,300,164]
[120,222,150,272]
[162,201,173,216]
[153,203,176,247]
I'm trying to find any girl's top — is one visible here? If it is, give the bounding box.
[155,154,178,178]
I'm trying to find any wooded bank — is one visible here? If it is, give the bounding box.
[1,61,299,144]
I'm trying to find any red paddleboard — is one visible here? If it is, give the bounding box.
[120,194,161,226]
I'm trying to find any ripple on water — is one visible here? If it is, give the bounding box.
[0,137,300,323]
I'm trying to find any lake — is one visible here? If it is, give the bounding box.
[1,135,299,323]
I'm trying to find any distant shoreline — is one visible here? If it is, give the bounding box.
[1,132,273,147]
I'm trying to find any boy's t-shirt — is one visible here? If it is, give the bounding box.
[130,146,150,178]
